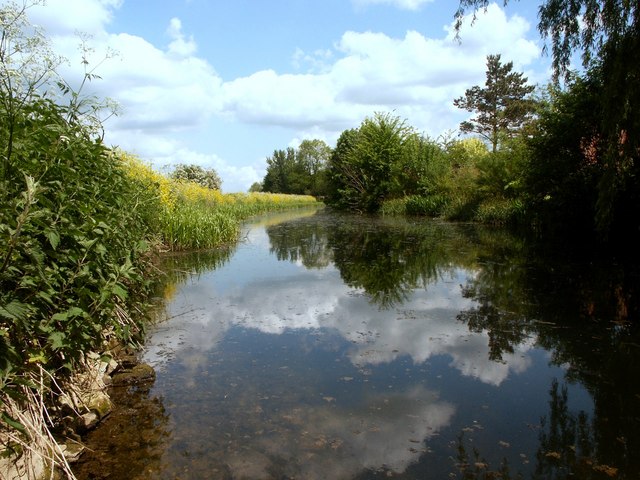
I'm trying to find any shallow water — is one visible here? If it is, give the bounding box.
[75,209,640,479]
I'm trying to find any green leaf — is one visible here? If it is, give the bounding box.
[0,301,31,321]
[1,412,27,435]
[51,306,84,321]
[27,354,47,364]
[45,230,60,250]
[112,284,128,300]
[48,331,66,350]
[99,354,112,364]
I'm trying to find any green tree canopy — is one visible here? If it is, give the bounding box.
[248,181,263,193]
[262,147,296,194]
[261,140,331,197]
[454,54,535,153]
[328,112,415,212]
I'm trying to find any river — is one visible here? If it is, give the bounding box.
[74,208,640,479]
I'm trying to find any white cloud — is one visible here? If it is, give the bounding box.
[221,4,540,138]
[166,17,197,57]
[145,245,534,387]
[29,0,121,35]
[16,0,544,192]
[256,386,454,478]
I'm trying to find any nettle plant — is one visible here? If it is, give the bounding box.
[0,0,158,460]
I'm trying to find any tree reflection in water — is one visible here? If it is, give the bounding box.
[267,210,640,478]
[75,210,640,479]
[267,211,495,308]
[453,378,624,480]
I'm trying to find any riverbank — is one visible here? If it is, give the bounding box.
[0,150,320,479]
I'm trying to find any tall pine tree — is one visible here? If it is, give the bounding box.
[454,54,535,153]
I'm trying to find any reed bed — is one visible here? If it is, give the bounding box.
[121,153,320,251]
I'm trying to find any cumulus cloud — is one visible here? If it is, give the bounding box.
[221,4,540,137]
[29,0,121,35]
[166,17,197,57]
[19,0,543,191]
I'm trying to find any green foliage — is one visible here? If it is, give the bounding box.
[248,181,263,193]
[161,203,239,250]
[170,163,222,190]
[380,198,407,216]
[160,193,318,251]
[262,140,331,197]
[262,147,296,194]
[326,128,359,208]
[454,54,536,153]
[475,198,525,226]
[327,113,420,212]
[401,134,448,197]
[0,95,155,387]
[455,1,640,242]
[296,139,332,196]
[524,77,603,236]
[476,137,529,199]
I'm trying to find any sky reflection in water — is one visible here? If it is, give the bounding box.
[138,210,593,479]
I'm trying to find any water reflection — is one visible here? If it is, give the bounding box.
[75,209,640,479]
[147,251,531,387]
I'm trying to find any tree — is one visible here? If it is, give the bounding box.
[262,147,296,193]
[524,76,604,236]
[170,163,222,190]
[454,54,535,153]
[327,112,415,212]
[455,1,640,239]
[248,181,262,193]
[261,141,331,196]
[326,128,359,208]
[296,139,332,197]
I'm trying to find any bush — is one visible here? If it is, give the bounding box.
[0,98,155,376]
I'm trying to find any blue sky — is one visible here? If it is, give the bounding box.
[16,0,551,192]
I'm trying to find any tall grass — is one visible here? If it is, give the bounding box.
[121,153,321,251]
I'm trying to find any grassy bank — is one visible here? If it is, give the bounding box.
[122,153,320,250]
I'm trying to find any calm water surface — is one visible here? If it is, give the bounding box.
[75,209,640,480]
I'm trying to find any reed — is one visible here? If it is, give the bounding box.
[121,154,321,251]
